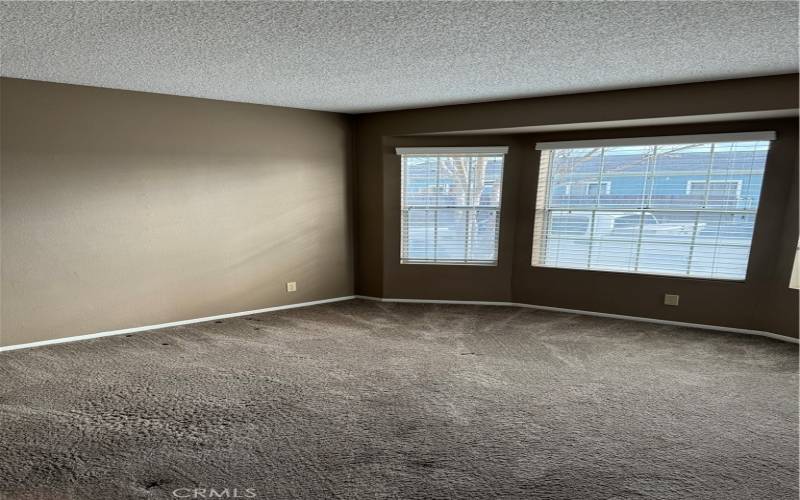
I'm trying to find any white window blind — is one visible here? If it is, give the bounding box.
[532,134,773,280]
[399,147,507,265]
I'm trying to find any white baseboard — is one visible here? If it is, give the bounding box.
[3,294,795,351]
[356,296,514,307]
[0,295,357,352]
[354,295,799,344]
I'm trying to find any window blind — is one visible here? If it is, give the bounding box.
[399,148,507,265]
[531,134,773,280]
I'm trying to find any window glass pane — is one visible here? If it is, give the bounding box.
[401,153,505,264]
[531,139,770,280]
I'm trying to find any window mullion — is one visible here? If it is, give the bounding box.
[594,148,607,205]
[433,156,441,262]
[633,145,658,271]
[464,157,475,262]
[686,143,717,275]
[586,148,607,269]
[401,157,409,261]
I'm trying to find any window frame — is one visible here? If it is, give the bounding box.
[397,147,509,266]
[531,132,775,281]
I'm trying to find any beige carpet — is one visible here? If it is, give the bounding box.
[0,299,797,499]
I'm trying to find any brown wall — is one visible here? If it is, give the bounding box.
[1,78,353,347]
[354,75,799,338]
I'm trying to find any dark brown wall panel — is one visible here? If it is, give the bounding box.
[354,75,799,337]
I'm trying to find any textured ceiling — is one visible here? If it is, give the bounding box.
[1,1,798,113]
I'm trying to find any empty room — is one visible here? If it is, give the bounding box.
[1,1,798,499]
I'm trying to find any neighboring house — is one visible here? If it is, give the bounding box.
[405,150,765,212]
[547,147,766,212]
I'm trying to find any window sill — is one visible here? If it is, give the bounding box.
[401,260,498,267]
[529,264,747,283]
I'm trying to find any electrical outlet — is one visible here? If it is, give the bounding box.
[664,294,680,306]
[286,282,297,292]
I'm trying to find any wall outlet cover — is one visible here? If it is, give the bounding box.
[287,282,297,292]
